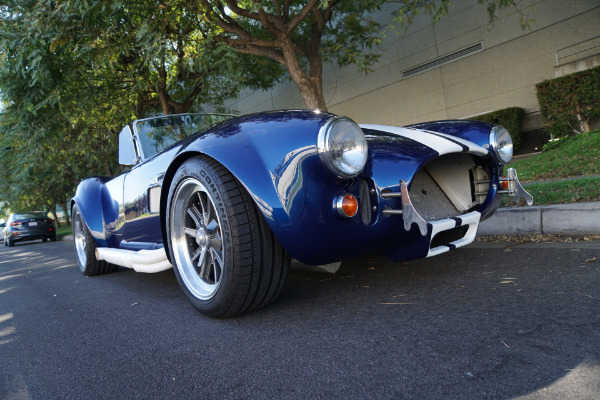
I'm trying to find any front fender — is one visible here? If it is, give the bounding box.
[161,110,333,232]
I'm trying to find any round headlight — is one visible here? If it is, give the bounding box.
[317,116,368,178]
[490,126,513,164]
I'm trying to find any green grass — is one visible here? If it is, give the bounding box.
[55,224,73,238]
[502,130,600,206]
[508,130,600,182]
[503,177,600,207]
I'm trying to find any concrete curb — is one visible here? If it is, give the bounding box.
[479,201,600,236]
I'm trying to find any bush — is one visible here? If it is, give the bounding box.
[470,107,524,152]
[536,66,600,138]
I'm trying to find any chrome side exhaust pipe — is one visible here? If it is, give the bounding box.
[95,247,172,273]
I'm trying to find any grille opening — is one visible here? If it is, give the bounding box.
[431,225,469,248]
[410,153,490,221]
[359,179,373,225]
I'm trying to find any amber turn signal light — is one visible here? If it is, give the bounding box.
[335,194,358,218]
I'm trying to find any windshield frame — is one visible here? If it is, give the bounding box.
[131,113,236,162]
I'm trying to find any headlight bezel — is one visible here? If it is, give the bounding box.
[489,125,513,165]
[317,116,368,179]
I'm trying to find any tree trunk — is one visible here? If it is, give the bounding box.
[281,39,328,111]
[61,198,70,225]
[48,202,60,227]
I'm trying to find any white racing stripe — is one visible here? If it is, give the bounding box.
[423,129,488,156]
[360,124,487,156]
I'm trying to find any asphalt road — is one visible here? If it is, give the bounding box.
[1,239,599,400]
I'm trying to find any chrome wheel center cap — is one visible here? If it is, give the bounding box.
[195,228,209,247]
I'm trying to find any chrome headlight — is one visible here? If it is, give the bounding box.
[317,116,368,178]
[490,125,513,164]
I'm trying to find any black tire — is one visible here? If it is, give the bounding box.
[72,204,118,276]
[7,236,14,247]
[166,156,290,318]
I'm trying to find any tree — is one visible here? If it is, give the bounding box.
[199,0,383,110]
[199,0,530,111]
[0,0,274,214]
[0,0,128,219]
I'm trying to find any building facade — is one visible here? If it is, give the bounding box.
[224,0,600,142]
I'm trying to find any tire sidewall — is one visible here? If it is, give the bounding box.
[72,204,96,274]
[166,157,236,316]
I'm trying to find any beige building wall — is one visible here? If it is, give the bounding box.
[224,0,600,130]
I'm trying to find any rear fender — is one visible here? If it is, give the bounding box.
[72,176,123,247]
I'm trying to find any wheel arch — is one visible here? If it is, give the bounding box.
[159,148,286,264]
[71,176,113,247]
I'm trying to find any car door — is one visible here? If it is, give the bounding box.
[120,126,180,248]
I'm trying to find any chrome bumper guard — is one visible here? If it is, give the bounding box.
[499,167,533,206]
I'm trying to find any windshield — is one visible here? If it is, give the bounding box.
[13,212,47,220]
[133,113,235,159]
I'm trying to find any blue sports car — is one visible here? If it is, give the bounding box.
[71,110,532,317]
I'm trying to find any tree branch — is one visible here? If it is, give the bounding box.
[201,0,253,40]
[287,0,320,33]
[225,39,286,64]
[224,0,261,21]
[272,0,282,18]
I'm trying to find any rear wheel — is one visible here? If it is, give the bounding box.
[166,156,290,318]
[72,204,118,276]
[7,236,14,247]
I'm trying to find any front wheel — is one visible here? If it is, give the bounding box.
[166,156,290,318]
[72,204,118,276]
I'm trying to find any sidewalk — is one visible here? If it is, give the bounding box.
[479,201,600,236]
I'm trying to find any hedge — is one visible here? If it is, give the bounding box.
[470,107,524,152]
[536,66,600,138]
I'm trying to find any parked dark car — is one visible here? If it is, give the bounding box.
[3,212,56,246]
[72,111,533,317]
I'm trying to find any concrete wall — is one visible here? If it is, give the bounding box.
[223,0,600,129]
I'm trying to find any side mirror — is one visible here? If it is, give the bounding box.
[119,126,139,166]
